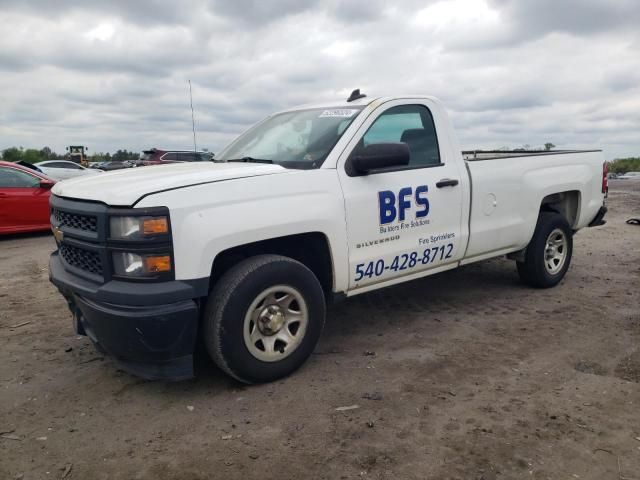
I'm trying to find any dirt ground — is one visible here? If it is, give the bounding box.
[1,181,639,480]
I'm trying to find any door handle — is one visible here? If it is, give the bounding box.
[436,178,459,188]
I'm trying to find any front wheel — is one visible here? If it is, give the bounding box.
[517,212,573,288]
[203,255,325,384]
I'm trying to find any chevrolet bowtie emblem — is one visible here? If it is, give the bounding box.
[52,226,64,243]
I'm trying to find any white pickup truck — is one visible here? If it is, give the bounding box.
[49,91,608,383]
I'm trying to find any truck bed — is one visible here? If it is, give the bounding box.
[461,149,605,263]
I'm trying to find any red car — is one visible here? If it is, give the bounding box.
[0,160,55,235]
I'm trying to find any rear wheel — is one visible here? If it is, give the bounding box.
[203,255,325,384]
[517,212,573,288]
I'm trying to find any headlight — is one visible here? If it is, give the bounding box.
[112,252,172,277]
[110,215,169,240]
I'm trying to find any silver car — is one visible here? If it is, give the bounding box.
[35,160,103,181]
[617,171,640,180]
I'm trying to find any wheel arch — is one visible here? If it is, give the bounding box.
[508,191,581,263]
[539,190,581,229]
[209,232,335,297]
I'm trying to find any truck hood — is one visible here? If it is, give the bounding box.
[52,162,289,206]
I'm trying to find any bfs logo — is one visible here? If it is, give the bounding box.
[378,185,429,225]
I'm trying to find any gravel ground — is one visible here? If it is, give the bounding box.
[1,181,639,480]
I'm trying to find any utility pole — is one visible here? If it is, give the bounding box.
[189,80,197,152]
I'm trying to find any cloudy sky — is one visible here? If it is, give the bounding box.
[0,0,638,159]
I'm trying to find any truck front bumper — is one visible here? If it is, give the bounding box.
[49,252,200,381]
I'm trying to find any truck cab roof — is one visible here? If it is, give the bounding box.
[283,94,441,114]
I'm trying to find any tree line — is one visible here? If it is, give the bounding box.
[608,157,640,174]
[1,146,140,164]
[2,145,638,172]
[90,150,140,162]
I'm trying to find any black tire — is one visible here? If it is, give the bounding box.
[517,212,573,288]
[203,254,325,384]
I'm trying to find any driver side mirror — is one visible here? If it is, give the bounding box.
[39,179,55,189]
[347,142,410,176]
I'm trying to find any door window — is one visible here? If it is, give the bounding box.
[48,162,81,169]
[162,153,178,161]
[0,167,40,187]
[362,104,441,167]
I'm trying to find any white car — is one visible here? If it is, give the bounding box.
[35,160,102,181]
[617,171,640,180]
[48,92,608,383]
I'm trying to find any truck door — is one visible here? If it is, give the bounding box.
[337,100,467,289]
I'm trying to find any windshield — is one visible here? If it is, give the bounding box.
[215,107,364,169]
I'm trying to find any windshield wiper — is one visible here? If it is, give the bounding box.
[227,157,273,164]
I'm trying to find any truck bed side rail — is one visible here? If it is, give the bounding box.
[462,149,602,161]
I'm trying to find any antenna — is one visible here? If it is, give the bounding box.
[188,80,197,152]
[347,88,366,102]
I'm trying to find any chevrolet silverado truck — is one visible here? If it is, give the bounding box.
[49,91,608,383]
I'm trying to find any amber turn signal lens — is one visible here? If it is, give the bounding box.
[143,255,172,273]
[142,217,168,235]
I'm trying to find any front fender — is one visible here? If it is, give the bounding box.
[137,170,350,293]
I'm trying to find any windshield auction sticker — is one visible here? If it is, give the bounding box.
[318,109,358,118]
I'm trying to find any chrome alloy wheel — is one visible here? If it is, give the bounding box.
[544,228,568,275]
[243,285,308,362]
